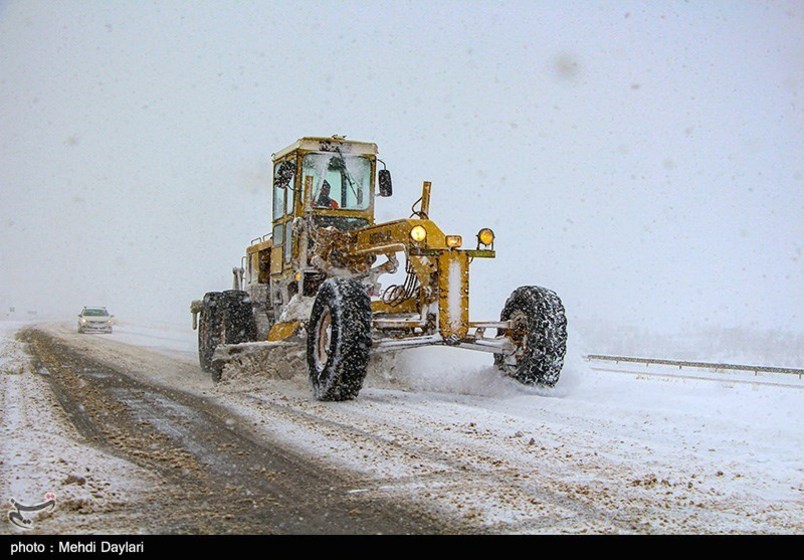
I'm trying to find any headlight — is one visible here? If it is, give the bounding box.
[410,225,427,243]
[81,318,87,324]
[477,228,495,248]
[445,235,462,248]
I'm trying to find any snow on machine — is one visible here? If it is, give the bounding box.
[190,136,567,400]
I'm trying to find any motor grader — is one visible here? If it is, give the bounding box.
[190,136,567,400]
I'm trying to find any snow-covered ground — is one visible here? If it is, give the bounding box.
[104,321,198,357]
[2,320,802,533]
[0,322,160,534]
[249,339,804,532]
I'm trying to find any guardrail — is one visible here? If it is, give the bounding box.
[585,355,804,378]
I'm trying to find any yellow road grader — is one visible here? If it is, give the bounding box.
[191,136,567,400]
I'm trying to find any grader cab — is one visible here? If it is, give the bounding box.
[191,136,567,401]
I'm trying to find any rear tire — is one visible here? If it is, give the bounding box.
[307,278,372,401]
[220,290,258,345]
[198,292,222,377]
[494,286,567,387]
[200,290,258,383]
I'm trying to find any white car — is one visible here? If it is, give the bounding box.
[77,307,114,334]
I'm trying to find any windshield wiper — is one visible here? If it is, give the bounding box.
[334,148,360,202]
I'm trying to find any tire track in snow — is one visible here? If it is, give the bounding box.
[31,322,804,534]
[19,327,465,534]
[224,389,636,532]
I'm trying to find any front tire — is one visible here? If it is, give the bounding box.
[307,278,372,401]
[494,286,567,387]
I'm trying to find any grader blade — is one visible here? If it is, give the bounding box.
[211,341,305,382]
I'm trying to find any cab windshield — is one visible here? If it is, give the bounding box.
[303,153,371,211]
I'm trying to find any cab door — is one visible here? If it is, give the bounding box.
[271,158,296,274]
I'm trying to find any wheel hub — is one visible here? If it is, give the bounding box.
[314,308,333,373]
[503,309,529,368]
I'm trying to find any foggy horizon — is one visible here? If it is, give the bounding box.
[1,1,801,364]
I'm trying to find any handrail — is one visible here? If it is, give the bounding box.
[585,355,803,377]
[249,233,272,245]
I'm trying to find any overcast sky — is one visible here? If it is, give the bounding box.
[0,1,801,355]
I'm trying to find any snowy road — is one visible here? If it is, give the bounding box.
[2,321,802,534]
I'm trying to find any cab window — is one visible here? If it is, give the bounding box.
[273,159,296,219]
[303,153,371,211]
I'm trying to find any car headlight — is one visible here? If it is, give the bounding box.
[410,225,427,243]
[81,318,87,324]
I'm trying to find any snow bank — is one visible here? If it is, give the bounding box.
[367,327,590,399]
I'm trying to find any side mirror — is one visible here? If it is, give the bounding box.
[378,169,393,197]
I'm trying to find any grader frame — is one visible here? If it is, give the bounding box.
[192,136,567,401]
